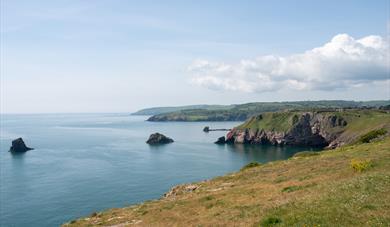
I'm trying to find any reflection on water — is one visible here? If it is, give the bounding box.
[10,151,27,158]
[225,143,321,163]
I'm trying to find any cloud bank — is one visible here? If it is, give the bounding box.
[189,34,389,93]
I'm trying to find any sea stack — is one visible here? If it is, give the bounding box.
[214,136,226,144]
[9,138,33,152]
[146,133,174,145]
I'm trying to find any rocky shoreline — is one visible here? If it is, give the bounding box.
[215,110,389,149]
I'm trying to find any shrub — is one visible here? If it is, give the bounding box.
[199,195,214,202]
[350,159,372,172]
[240,162,260,171]
[260,217,282,226]
[358,129,387,143]
[293,151,320,158]
[292,114,299,125]
[281,185,303,193]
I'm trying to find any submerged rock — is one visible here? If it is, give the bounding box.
[214,136,226,144]
[9,138,33,152]
[146,133,174,145]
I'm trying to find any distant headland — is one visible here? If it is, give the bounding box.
[133,100,390,122]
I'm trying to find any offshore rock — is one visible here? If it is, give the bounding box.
[214,136,226,144]
[9,138,33,152]
[146,133,174,145]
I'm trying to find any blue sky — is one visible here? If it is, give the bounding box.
[1,0,389,113]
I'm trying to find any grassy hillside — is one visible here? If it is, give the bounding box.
[64,137,390,226]
[145,100,390,121]
[226,109,390,148]
[238,109,390,132]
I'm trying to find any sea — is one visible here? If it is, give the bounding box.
[0,113,319,226]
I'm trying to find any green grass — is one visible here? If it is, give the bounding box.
[237,112,297,132]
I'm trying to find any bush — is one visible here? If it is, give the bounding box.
[358,129,387,143]
[293,151,320,158]
[240,162,260,171]
[350,159,372,172]
[281,185,303,193]
[260,217,282,226]
[199,195,214,202]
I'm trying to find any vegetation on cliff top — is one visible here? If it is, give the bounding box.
[64,136,390,227]
[233,109,390,146]
[143,100,390,121]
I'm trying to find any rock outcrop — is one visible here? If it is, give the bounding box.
[223,112,349,148]
[214,136,226,144]
[9,138,33,152]
[163,184,199,199]
[146,133,174,145]
[203,126,230,132]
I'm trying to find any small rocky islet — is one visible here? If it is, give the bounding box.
[9,138,33,153]
[146,133,174,145]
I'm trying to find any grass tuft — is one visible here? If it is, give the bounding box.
[241,162,261,171]
[350,159,373,172]
[293,151,320,158]
[281,185,303,193]
[199,195,214,202]
[260,217,282,226]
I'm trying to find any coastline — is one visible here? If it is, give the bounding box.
[64,137,390,226]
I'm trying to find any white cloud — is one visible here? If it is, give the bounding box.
[189,34,389,93]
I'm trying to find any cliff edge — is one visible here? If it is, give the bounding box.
[224,109,390,148]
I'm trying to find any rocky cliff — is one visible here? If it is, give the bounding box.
[223,110,390,148]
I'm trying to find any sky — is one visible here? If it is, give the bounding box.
[1,0,389,113]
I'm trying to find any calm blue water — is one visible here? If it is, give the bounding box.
[0,113,318,227]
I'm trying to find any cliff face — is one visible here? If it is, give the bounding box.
[225,110,387,148]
